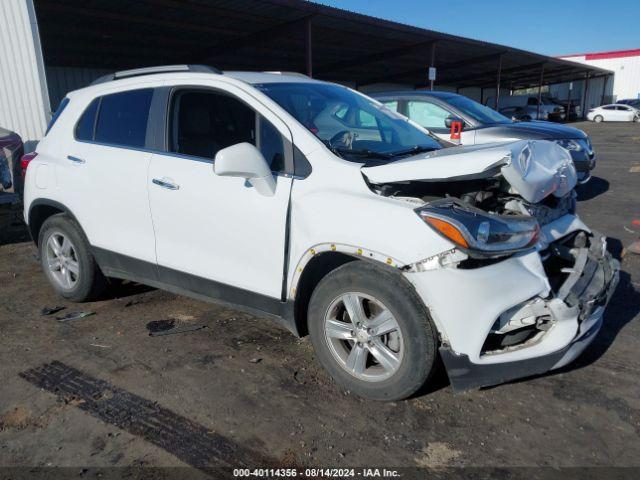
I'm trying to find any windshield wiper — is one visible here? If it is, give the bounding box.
[333,147,393,159]
[385,145,437,157]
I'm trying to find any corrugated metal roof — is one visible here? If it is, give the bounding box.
[32,0,612,91]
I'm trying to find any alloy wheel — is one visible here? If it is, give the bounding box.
[45,231,80,290]
[323,292,404,382]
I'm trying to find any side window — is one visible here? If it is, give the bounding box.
[603,105,616,110]
[46,98,70,135]
[357,110,377,127]
[169,89,285,173]
[94,89,153,148]
[259,118,285,172]
[406,101,451,130]
[382,100,399,112]
[75,98,100,141]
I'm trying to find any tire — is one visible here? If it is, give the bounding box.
[308,261,438,401]
[38,213,107,302]
[593,115,603,123]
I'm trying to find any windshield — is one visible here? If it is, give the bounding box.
[255,82,442,162]
[446,95,512,125]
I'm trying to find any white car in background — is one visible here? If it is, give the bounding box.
[587,104,640,122]
[23,66,618,400]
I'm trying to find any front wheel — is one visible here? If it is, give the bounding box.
[593,115,604,123]
[308,261,438,401]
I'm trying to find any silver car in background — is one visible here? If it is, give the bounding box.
[372,91,596,183]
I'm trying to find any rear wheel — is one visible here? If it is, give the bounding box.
[308,261,438,401]
[594,115,604,123]
[38,214,107,302]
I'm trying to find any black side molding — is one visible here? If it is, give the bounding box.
[92,247,299,336]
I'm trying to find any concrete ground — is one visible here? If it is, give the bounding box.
[0,121,639,474]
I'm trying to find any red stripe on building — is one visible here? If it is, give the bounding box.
[558,48,640,60]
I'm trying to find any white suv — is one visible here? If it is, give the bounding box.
[24,65,618,400]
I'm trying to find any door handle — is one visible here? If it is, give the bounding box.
[152,178,180,190]
[67,155,86,164]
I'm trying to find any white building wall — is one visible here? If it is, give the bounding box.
[560,52,640,101]
[0,0,50,148]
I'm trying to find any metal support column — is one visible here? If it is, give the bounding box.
[582,74,590,119]
[600,74,608,105]
[305,17,313,77]
[536,65,545,119]
[429,43,436,90]
[494,54,502,110]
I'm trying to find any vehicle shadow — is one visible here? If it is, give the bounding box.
[0,211,30,246]
[412,354,451,397]
[102,279,156,300]
[559,267,639,372]
[576,176,609,201]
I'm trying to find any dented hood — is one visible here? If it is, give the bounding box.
[361,140,577,204]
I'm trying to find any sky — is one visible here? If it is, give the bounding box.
[316,0,640,56]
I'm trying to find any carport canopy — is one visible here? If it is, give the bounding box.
[34,0,611,93]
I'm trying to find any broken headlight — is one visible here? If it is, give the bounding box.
[416,199,540,258]
[555,139,582,152]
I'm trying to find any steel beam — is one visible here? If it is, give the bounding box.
[600,74,609,105]
[536,65,545,119]
[314,40,434,75]
[360,52,503,87]
[306,17,313,77]
[201,15,315,60]
[495,54,502,109]
[582,74,590,119]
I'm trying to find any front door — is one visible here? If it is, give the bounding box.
[148,84,293,299]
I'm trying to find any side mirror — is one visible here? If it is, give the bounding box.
[214,142,276,197]
[444,116,464,129]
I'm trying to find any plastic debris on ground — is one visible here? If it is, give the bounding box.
[146,319,208,337]
[56,311,96,322]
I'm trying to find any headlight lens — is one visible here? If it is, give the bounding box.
[416,199,540,257]
[555,139,582,151]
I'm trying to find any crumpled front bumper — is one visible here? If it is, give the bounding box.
[405,228,619,392]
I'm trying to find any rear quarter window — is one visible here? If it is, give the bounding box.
[93,89,153,148]
[45,98,70,135]
[75,98,100,141]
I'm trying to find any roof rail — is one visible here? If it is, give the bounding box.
[263,71,310,78]
[90,65,222,86]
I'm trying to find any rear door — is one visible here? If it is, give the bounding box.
[62,88,157,270]
[147,82,293,299]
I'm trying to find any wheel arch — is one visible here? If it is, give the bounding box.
[28,199,87,247]
[290,244,405,337]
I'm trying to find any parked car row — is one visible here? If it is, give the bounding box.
[486,95,566,122]
[21,65,618,401]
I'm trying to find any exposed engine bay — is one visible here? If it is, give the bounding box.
[370,176,576,227]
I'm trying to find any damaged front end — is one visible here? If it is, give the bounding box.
[362,140,619,391]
